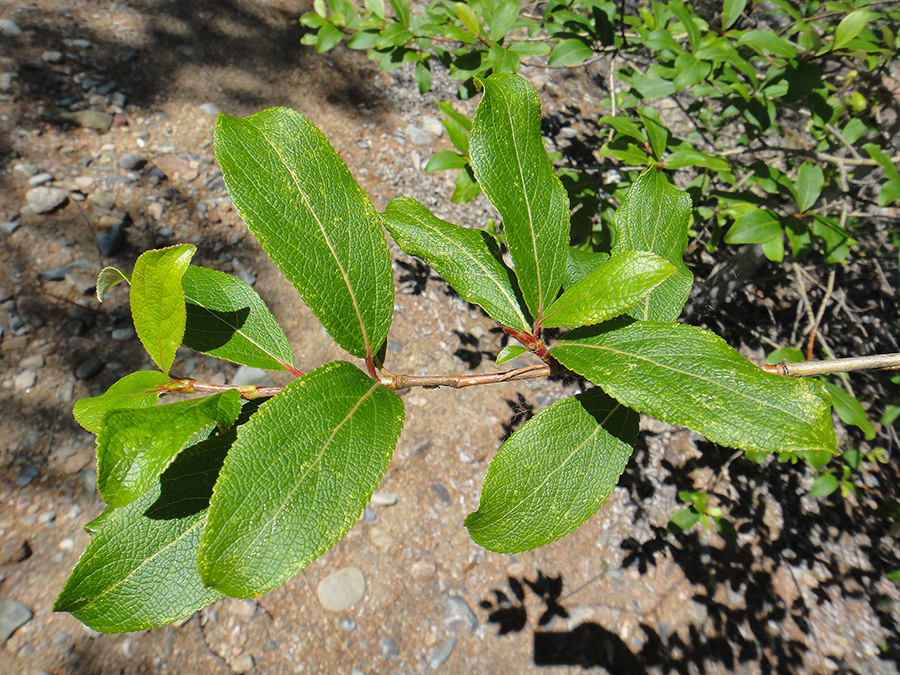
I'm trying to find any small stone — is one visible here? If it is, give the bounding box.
[410,560,437,580]
[0,599,32,643]
[19,355,44,369]
[27,172,53,187]
[38,511,55,525]
[42,50,63,63]
[317,566,366,612]
[371,491,398,506]
[40,265,70,281]
[225,599,256,621]
[199,102,220,116]
[0,19,23,37]
[421,116,444,138]
[559,126,579,139]
[26,187,68,214]
[340,618,357,632]
[118,152,145,171]
[87,192,115,209]
[95,223,125,257]
[405,124,432,146]
[56,110,114,133]
[362,508,376,523]
[443,596,477,635]
[13,162,38,179]
[0,72,15,91]
[16,466,38,487]
[14,370,37,391]
[430,483,452,505]
[63,448,92,474]
[232,366,275,387]
[146,202,164,220]
[379,636,400,659]
[231,653,253,673]
[0,221,20,235]
[59,538,75,552]
[428,636,458,670]
[111,327,135,341]
[75,355,104,380]
[73,175,94,190]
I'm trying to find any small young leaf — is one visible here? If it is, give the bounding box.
[424,150,468,172]
[130,244,196,373]
[215,108,394,359]
[455,2,482,35]
[725,209,782,244]
[97,391,241,508]
[542,251,675,329]
[833,10,869,51]
[96,266,130,301]
[465,389,637,553]
[73,371,172,434]
[795,162,824,212]
[452,165,482,203]
[414,61,432,94]
[488,0,519,42]
[722,0,747,30]
[470,74,569,323]
[611,168,693,322]
[638,108,668,160]
[548,39,594,67]
[383,197,530,331]
[495,344,528,365]
[388,0,410,26]
[53,428,237,632]
[316,23,343,52]
[364,0,385,18]
[442,116,471,154]
[669,507,701,530]
[198,361,404,598]
[181,266,294,371]
[809,473,839,497]
[552,322,837,455]
[822,382,876,440]
[737,31,798,58]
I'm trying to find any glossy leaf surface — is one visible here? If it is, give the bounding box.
[215,108,393,358]
[198,361,404,598]
[73,371,172,434]
[552,322,837,455]
[465,389,637,553]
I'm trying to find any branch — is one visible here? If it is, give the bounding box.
[762,353,900,377]
[384,364,552,390]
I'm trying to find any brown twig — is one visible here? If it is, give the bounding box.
[805,267,835,360]
[384,363,552,390]
[763,353,900,377]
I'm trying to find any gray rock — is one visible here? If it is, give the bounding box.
[231,653,253,673]
[87,192,115,209]
[0,221,20,235]
[199,102,220,116]
[405,124,432,146]
[421,115,444,138]
[379,636,399,659]
[27,172,53,187]
[0,19,22,37]
[26,187,68,214]
[16,466,38,487]
[13,162,38,178]
[428,635,458,670]
[118,152,145,171]
[362,508,376,523]
[430,483,452,505]
[95,223,125,257]
[111,327,135,341]
[316,566,366,612]
[14,370,37,391]
[42,50,63,63]
[371,491,398,506]
[56,110,114,133]
[75,355,104,380]
[0,72,15,91]
[232,366,275,387]
[40,265,69,282]
[19,355,44,369]
[340,618,357,632]
[443,596,477,635]
[0,599,32,643]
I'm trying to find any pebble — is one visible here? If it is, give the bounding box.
[19,355,44,369]
[371,491,398,506]
[40,266,70,282]
[428,635,458,670]
[316,566,366,612]
[111,327,135,340]
[14,370,36,391]
[379,636,399,659]
[430,483,452,505]
[118,152,145,171]
[27,172,53,187]
[95,223,125,257]
[0,221,20,235]
[0,19,22,37]
[16,466,38,487]
[405,124,432,146]
[42,50,63,63]
[199,102,220,116]
[340,618,357,632]
[232,366,275,387]
[421,116,444,138]
[231,653,253,673]
[88,192,116,209]
[74,355,104,380]
[13,162,37,178]
[73,175,94,190]
[56,110,114,133]
[59,538,75,552]
[26,187,68,214]
[410,560,437,580]
[0,599,32,643]
[442,596,477,635]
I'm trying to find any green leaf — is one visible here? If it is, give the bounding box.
[669,507,701,530]
[455,2,482,35]
[73,371,172,434]
[611,168,693,322]
[215,108,394,359]
[766,347,805,365]
[823,382,876,440]
[383,197,530,331]
[563,247,610,290]
[470,74,569,323]
[53,425,240,632]
[725,209,782,244]
[130,245,196,373]
[389,0,410,26]
[496,344,527,365]
[761,234,784,262]
[669,1,700,52]
[552,322,837,455]
[809,472,839,497]
[542,252,675,329]
[599,115,645,143]
[722,0,747,30]
[316,23,343,52]
[452,165,482,203]
[424,150,468,172]
[181,266,294,371]
[833,10,869,51]
[548,38,594,67]
[365,0,385,18]
[97,391,241,508]
[465,388,637,553]
[737,31,798,58]
[795,162,824,211]
[507,41,551,56]
[414,61,432,94]
[442,116,471,154]
[198,361,404,597]
[96,266,130,302]
[631,74,676,99]
[638,107,668,159]
[489,0,520,42]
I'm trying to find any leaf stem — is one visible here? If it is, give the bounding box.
[383,364,552,390]
[159,378,283,400]
[762,353,900,377]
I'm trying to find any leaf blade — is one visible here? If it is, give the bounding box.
[73,371,172,434]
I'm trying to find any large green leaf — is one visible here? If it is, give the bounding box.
[97,391,241,508]
[181,266,294,371]
[383,196,530,331]
[130,245,196,373]
[542,251,675,329]
[215,108,394,359]
[465,389,637,553]
[53,425,241,632]
[725,208,782,244]
[469,74,569,323]
[552,322,837,455]
[198,361,404,598]
[562,248,610,290]
[612,168,693,322]
[73,371,172,434]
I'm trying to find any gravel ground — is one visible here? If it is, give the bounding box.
[1,1,899,674]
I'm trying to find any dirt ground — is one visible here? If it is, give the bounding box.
[1,1,900,674]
